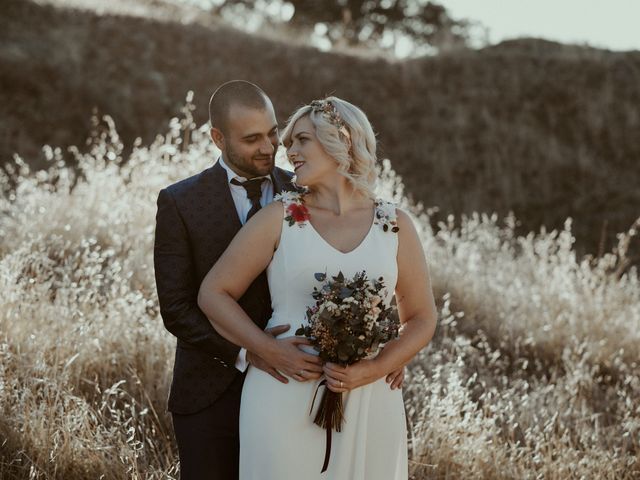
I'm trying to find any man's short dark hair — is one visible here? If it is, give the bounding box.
[209,80,270,134]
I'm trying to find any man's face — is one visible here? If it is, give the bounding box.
[214,102,279,178]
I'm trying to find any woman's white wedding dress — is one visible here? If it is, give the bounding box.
[239,193,408,480]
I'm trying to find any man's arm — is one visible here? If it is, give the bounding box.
[153,187,240,366]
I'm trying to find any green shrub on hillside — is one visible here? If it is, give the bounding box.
[2,0,640,257]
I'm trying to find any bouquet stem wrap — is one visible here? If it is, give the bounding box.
[310,379,344,473]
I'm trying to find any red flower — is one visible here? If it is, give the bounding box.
[287,203,310,223]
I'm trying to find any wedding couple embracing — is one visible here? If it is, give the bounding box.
[153,80,437,479]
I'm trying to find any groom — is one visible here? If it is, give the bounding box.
[154,80,404,479]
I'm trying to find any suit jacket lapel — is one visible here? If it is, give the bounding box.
[271,166,296,194]
[211,159,242,232]
[270,169,285,195]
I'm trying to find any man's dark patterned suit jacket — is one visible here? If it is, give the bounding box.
[154,160,295,414]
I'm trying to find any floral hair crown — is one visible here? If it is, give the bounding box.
[310,99,352,142]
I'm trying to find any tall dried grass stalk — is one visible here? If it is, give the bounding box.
[1,98,638,479]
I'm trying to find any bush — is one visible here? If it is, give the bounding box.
[2,0,640,256]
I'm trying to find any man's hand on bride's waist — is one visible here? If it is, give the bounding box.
[246,324,291,383]
[256,328,324,383]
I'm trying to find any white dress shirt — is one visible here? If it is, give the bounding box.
[218,156,274,372]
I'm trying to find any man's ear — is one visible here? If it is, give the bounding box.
[210,127,225,150]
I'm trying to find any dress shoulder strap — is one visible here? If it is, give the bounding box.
[373,199,400,234]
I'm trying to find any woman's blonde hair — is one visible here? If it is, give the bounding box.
[281,96,378,198]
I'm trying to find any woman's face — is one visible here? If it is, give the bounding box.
[285,115,339,187]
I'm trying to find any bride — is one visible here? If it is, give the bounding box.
[198,96,437,479]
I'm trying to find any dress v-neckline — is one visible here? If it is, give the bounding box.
[306,200,378,255]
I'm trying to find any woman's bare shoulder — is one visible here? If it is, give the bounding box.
[395,208,424,252]
[395,208,415,229]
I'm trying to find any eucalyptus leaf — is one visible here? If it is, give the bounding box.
[339,287,353,299]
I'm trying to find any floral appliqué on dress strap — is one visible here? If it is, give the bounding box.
[274,191,310,227]
[373,199,400,233]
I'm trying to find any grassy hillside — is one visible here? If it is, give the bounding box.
[1,0,640,256]
[1,107,638,479]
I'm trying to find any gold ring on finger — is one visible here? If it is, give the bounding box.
[340,381,343,388]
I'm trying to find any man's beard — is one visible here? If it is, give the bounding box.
[226,144,275,178]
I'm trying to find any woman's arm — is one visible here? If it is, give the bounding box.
[197,201,323,381]
[323,209,437,391]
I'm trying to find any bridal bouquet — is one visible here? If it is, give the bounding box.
[296,271,400,472]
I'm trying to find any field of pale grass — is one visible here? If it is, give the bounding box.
[1,101,638,479]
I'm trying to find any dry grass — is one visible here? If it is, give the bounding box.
[1,102,639,479]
